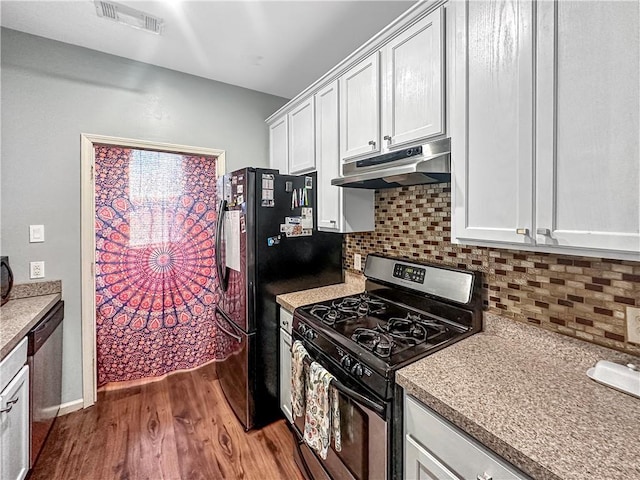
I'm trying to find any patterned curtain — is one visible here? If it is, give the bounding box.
[94,145,223,386]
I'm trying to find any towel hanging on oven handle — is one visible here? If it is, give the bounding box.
[302,354,385,415]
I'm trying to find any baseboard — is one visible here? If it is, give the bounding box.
[57,398,84,416]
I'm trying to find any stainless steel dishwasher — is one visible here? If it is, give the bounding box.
[27,300,63,466]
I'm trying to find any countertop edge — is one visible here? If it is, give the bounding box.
[397,373,560,480]
[0,293,62,359]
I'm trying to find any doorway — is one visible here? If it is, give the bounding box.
[81,134,225,407]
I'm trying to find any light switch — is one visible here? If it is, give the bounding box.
[30,225,45,243]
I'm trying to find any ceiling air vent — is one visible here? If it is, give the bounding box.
[94,1,164,35]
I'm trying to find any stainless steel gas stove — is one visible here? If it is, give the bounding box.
[291,254,482,480]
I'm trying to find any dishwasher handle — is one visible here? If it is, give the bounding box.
[28,300,64,356]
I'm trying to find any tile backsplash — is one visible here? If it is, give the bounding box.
[344,184,640,356]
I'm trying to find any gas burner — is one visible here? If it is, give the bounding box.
[333,294,387,317]
[383,312,448,344]
[309,305,349,325]
[384,318,428,344]
[351,328,394,358]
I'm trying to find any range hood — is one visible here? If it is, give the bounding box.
[331,138,451,189]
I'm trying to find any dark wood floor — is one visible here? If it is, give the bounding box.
[31,363,303,480]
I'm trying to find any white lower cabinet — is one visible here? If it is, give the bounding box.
[0,339,30,480]
[279,308,293,423]
[404,395,528,480]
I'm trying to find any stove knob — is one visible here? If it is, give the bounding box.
[299,324,307,335]
[305,329,316,341]
[351,363,364,377]
[340,355,352,369]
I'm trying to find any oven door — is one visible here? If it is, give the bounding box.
[292,335,389,480]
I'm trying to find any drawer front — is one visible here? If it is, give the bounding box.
[0,338,28,393]
[405,395,529,480]
[280,308,293,335]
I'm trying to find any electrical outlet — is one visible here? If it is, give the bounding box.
[30,261,45,279]
[354,253,362,271]
[627,307,640,344]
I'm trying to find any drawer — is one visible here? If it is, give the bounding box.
[0,337,28,393]
[405,395,529,480]
[280,307,293,335]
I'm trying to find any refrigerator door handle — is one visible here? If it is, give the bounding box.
[215,308,242,343]
[216,199,229,292]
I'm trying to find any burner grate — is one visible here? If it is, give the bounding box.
[351,327,394,358]
[309,304,354,326]
[332,294,388,317]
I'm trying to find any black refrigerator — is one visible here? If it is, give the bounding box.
[214,167,343,430]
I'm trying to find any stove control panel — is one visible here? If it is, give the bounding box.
[393,263,426,284]
[298,324,317,341]
[294,316,393,399]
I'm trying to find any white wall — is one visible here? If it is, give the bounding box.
[0,28,287,404]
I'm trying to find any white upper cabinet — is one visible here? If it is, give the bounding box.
[288,98,316,174]
[340,8,446,163]
[316,81,374,233]
[381,7,444,149]
[269,114,288,174]
[339,52,381,161]
[451,0,535,245]
[535,0,639,254]
[451,0,639,259]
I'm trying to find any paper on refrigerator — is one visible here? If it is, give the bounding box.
[224,210,241,271]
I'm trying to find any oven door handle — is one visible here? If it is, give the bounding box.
[330,377,386,416]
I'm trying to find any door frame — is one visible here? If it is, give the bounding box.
[80,133,225,408]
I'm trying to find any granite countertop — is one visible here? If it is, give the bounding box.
[397,313,640,480]
[276,271,365,312]
[1,281,62,360]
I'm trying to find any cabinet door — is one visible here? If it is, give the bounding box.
[405,435,458,480]
[279,329,292,423]
[339,52,381,161]
[0,366,29,480]
[382,7,444,149]
[536,1,640,254]
[319,82,375,233]
[316,81,342,231]
[288,98,316,174]
[451,0,535,245]
[269,115,288,174]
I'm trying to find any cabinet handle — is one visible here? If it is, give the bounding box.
[0,396,19,414]
[536,228,551,236]
[282,320,289,327]
[368,140,376,148]
[515,228,529,236]
[383,135,392,145]
[477,474,493,480]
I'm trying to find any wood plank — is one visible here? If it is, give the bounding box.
[136,378,181,480]
[30,369,303,480]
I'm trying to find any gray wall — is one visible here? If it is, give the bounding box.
[1,28,288,404]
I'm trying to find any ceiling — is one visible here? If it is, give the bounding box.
[0,0,416,99]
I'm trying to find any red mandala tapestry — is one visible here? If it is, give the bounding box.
[94,146,229,386]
